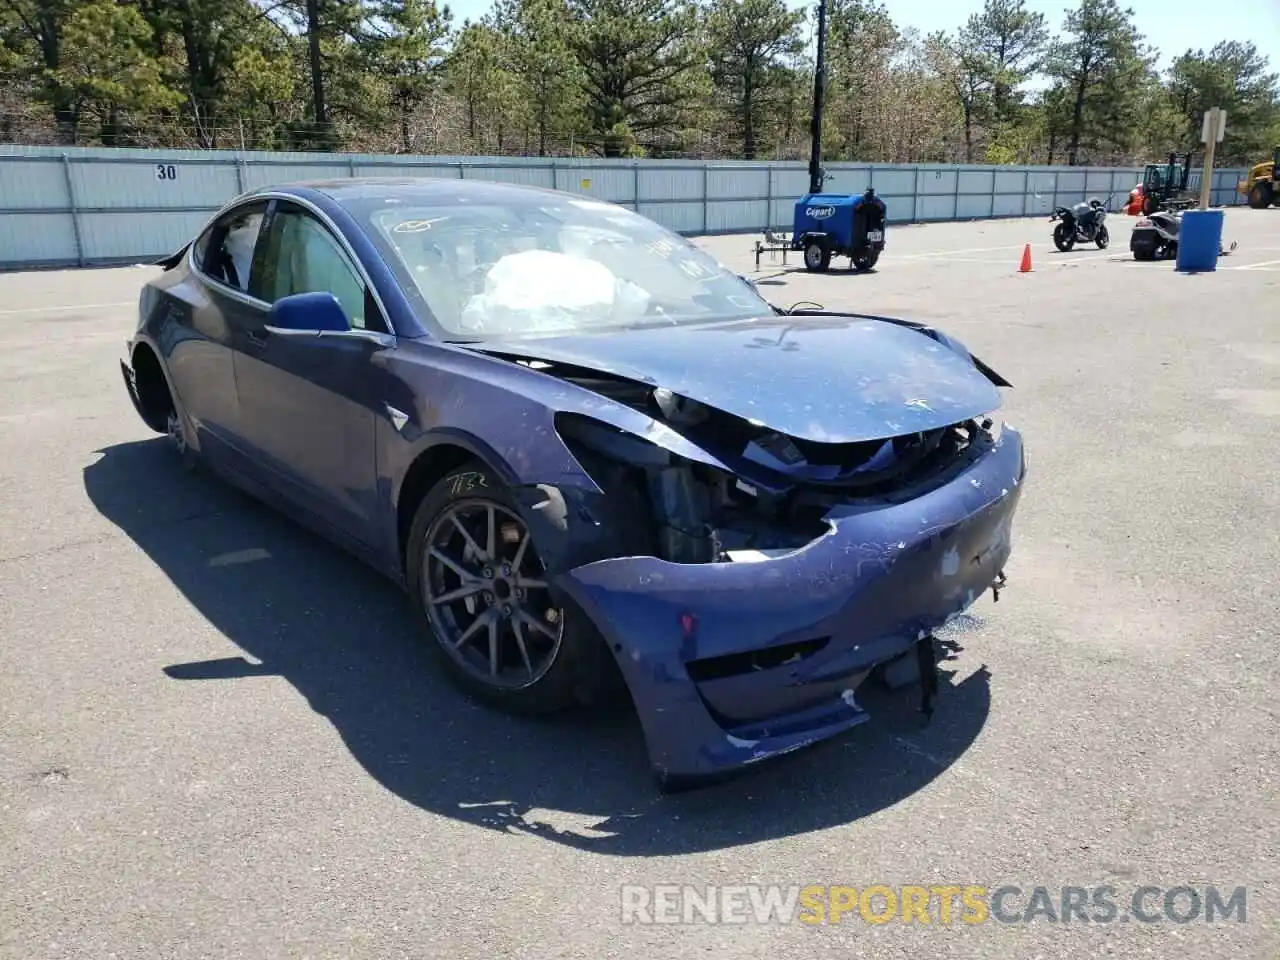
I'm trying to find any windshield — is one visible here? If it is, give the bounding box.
[358,195,771,339]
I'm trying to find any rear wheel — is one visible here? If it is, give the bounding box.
[166,407,199,472]
[405,461,611,715]
[136,349,197,471]
[803,239,831,272]
[851,248,880,271]
[1053,223,1075,252]
[1132,243,1156,261]
[1248,183,1274,209]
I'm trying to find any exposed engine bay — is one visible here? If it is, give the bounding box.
[536,359,1002,565]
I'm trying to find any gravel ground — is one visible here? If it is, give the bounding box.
[2,208,1278,960]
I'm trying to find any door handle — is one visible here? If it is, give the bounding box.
[246,328,268,348]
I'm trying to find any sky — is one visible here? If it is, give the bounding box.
[868,0,1280,72]
[444,0,1280,76]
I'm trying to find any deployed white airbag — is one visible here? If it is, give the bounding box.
[459,249,650,332]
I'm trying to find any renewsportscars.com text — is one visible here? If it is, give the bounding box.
[619,884,1248,926]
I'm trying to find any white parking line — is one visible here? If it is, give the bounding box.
[896,244,1028,259]
[0,301,134,316]
[926,254,1102,266]
[1224,258,1280,271]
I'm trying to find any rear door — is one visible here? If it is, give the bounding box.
[172,199,270,465]
[231,199,391,549]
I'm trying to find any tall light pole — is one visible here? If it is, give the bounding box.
[807,0,828,195]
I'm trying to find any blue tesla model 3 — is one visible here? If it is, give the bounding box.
[120,178,1025,789]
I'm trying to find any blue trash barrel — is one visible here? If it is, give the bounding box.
[1175,209,1224,273]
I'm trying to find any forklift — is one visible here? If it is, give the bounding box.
[1139,153,1200,214]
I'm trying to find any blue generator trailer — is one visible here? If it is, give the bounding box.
[754,187,888,273]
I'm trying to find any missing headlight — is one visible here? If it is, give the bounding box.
[555,413,830,564]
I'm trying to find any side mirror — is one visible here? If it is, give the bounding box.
[267,291,349,335]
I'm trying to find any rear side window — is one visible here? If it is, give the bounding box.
[192,202,269,293]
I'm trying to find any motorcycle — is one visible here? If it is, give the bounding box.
[1130,209,1239,261]
[1050,196,1112,251]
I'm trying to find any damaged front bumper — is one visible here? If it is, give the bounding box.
[554,426,1025,785]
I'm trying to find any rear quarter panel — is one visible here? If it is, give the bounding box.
[138,263,239,451]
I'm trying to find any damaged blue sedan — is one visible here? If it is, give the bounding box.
[120,178,1025,789]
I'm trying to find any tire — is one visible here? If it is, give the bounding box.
[163,394,199,472]
[404,459,612,716]
[1248,183,1274,209]
[1096,225,1109,249]
[851,248,880,271]
[803,239,831,272]
[1053,223,1075,252]
[1132,244,1155,261]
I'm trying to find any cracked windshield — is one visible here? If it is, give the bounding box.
[369,198,770,337]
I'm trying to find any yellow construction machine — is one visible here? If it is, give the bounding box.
[1238,146,1279,208]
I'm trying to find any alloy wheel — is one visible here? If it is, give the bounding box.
[166,409,187,457]
[422,499,564,690]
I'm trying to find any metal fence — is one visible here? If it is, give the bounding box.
[0,144,1250,270]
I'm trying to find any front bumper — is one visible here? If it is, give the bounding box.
[556,427,1025,783]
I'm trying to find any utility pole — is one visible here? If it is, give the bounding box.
[1198,106,1226,209]
[807,0,828,195]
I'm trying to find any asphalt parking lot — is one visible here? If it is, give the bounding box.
[2,209,1278,959]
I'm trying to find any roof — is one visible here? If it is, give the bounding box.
[263,177,571,208]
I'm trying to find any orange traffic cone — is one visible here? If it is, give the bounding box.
[1019,243,1033,273]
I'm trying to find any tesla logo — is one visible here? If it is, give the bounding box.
[805,206,836,219]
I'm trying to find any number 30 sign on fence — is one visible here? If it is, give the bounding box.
[155,163,178,181]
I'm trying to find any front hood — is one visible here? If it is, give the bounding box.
[465,315,1004,444]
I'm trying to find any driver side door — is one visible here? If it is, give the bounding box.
[231,199,393,552]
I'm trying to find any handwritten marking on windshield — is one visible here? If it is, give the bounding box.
[393,217,449,233]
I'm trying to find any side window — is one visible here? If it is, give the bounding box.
[194,203,267,293]
[256,206,370,330]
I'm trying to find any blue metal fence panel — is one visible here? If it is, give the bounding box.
[0,158,68,210]
[80,210,208,261]
[647,166,706,202]
[0,145,1250,268]
[0,212,78,263]
[637,201,701,233]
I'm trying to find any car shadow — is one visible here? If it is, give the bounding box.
[84,438,992,856]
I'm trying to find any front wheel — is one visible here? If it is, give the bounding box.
[1096,225,1110,249]
[1053,223,1075,252]
[405,462,607,715]
[803,239,831,272]
[1248,183,1274,209]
